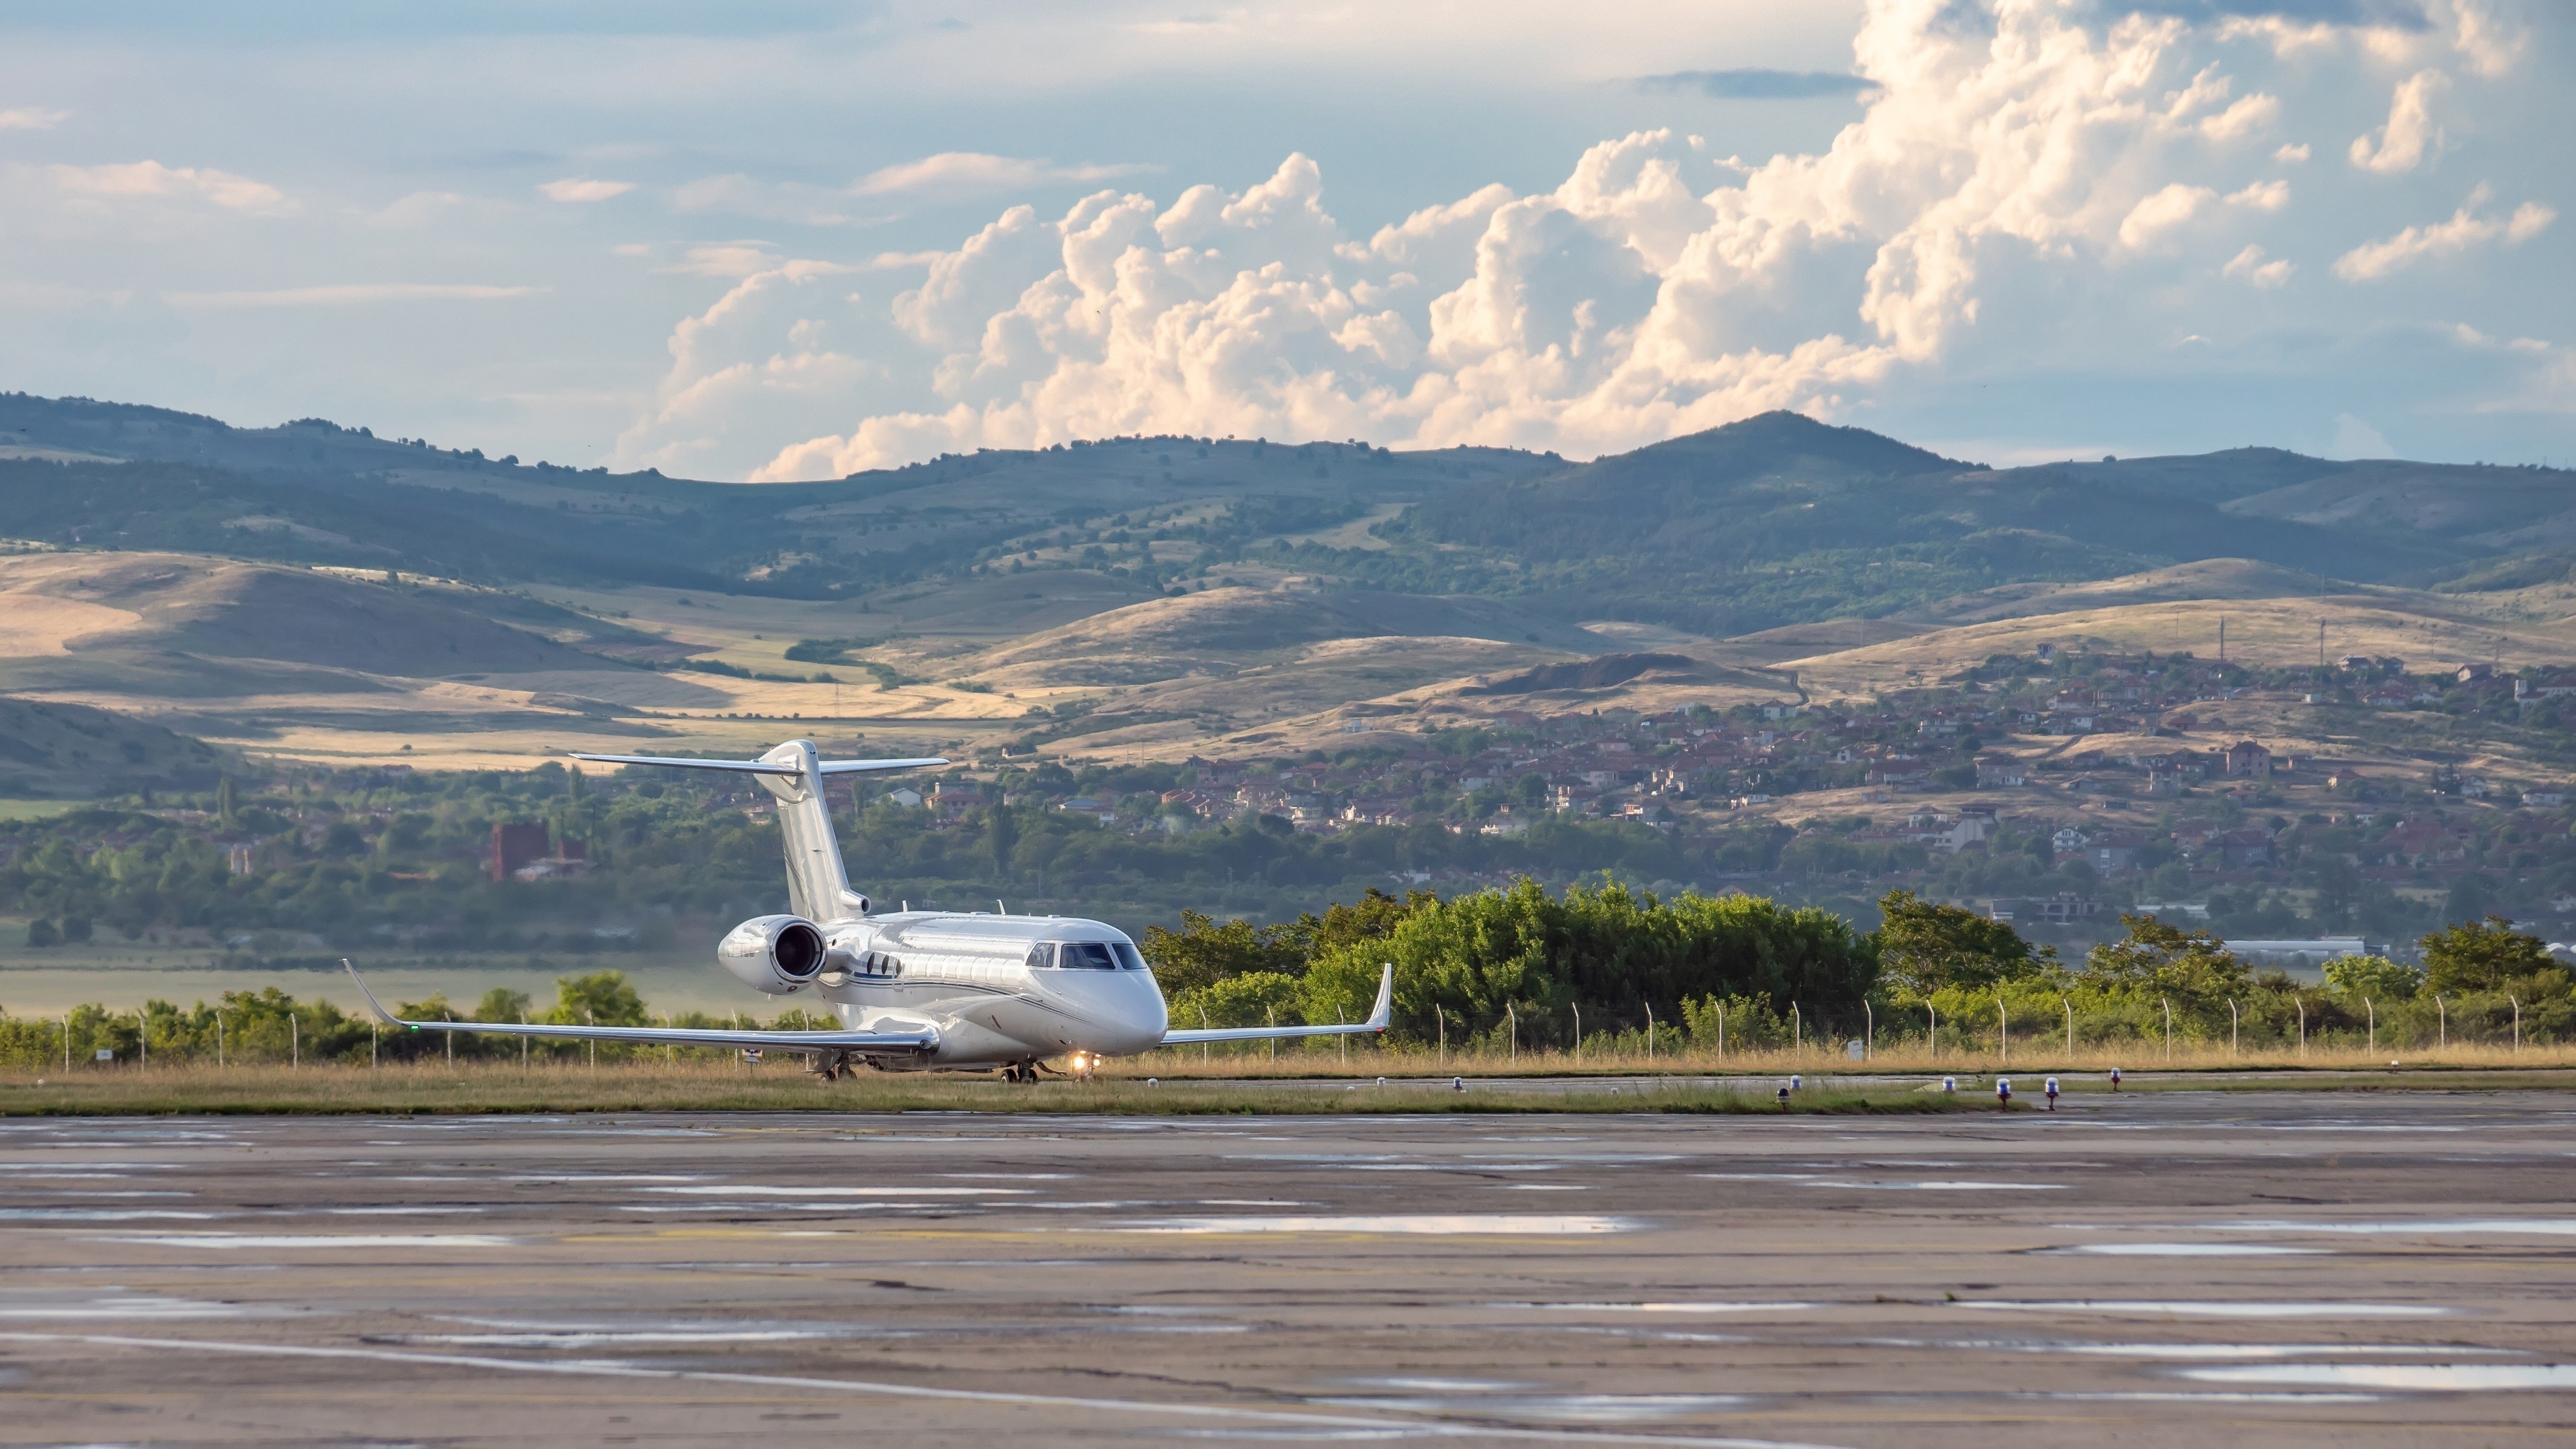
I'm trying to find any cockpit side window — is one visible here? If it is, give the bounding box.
[1060,941,1118,970]
[1112,941,1147,972]
[1024,942,1056,970]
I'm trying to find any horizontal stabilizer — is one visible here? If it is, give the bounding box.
[1161,963,1394,1046]
[571,751,947,777]
[342,961,938,1057]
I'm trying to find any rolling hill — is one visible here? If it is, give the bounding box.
[8,389,2576,780]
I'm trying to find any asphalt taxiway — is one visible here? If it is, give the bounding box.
[2,1090,2571,1447]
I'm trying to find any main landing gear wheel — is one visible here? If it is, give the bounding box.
[1003,1062,1038,1083]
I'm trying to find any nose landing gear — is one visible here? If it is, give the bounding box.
[1002,1061,1038,1083]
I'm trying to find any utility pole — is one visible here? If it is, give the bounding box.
[2219,616,2226,664]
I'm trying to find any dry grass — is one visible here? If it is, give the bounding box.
[1783,592,2576,699]
[1125,1039,2576,1080]
[0,1061,1958,1117]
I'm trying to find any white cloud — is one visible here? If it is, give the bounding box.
[2120,184,2216,249]
[538,177,634,202]
[2222,244,2292,288]
[2333,412,2395,458]
[850,152,1154,199]
[0,106,67,131]
[2333,183,2555,280]
[166,282,547,307]
[706,3,2371,478]
[2448,0,2527,78]
[2348,69,2449,174]
[2226,179,2289,212]
[671,155,1161,225]
[573,0,2557,478]
[48,159,286,212]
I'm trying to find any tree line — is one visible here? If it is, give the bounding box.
[8,882,2569,1068]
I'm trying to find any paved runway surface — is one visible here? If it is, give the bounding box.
[3,1091,2572,1447]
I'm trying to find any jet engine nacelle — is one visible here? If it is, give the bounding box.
[718,914,827,994]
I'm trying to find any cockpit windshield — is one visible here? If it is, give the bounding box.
[1035,940,1145,970]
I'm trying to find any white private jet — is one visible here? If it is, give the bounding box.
[345,740,1389,1080]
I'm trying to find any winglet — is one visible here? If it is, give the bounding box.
[342,959,412,1030]
[1366,963,1393,1032]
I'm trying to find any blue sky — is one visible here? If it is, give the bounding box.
[0,1,2567,477]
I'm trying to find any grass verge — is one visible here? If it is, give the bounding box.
[0,1063,1961,1117]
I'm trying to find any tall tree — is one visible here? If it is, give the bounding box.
[2420,916,2552,994]
[1873,889,2055,993]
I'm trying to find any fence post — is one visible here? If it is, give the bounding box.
[2437,994,2446,1051]
[1266,1005,1275,1062]
[2366,997,2375,1054]
[1644,1002,1654,1059]
[522,1013,530,1068]
[1201,1005,1210,1064]
[1864,1000,1873,1062]
[1996,998,2007,1063]
[2511,993,2522,1053]
[217,1012,225,1068]
[1572,1003,1581,1067]
[2229,997,2239,1057]
[137,1008,146,1072]
[1507,1003,1517,1064]
[61,1014,69,1073]
[293,1013,300,1069]
[1436,1004,1445,1064]
[1927,1002,1937,1058]
[2163,996,2174,1063]
[1793,1002,1802,1057]
[2062,995,2072,1059]
[2295,997,2305,1058]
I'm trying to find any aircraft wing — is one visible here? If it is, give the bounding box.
[1160,963,1393,1046]
[343,962,939,1057]
[570,752,948,776]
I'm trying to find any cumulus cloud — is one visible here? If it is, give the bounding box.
[600,0,2539,479]
[2223,243,2293,286]
[538,177,634,202]
[2333,182,2554,279]
[48,159,285,211]
[2348,68,2448,173]
[615,257,884,477]
[0,106,68,130]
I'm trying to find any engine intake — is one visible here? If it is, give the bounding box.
[718,914,827,994]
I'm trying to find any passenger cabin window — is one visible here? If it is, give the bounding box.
[1059,941,1119,970]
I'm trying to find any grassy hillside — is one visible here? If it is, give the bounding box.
[11,391,2576,777]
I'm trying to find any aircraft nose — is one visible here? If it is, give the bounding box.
[1050,969,1166,1054]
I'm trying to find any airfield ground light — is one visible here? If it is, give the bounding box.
[1996,1077,2012,1110]
[2044,1076,2059,1111]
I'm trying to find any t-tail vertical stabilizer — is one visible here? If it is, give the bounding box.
[568,742,945,923]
